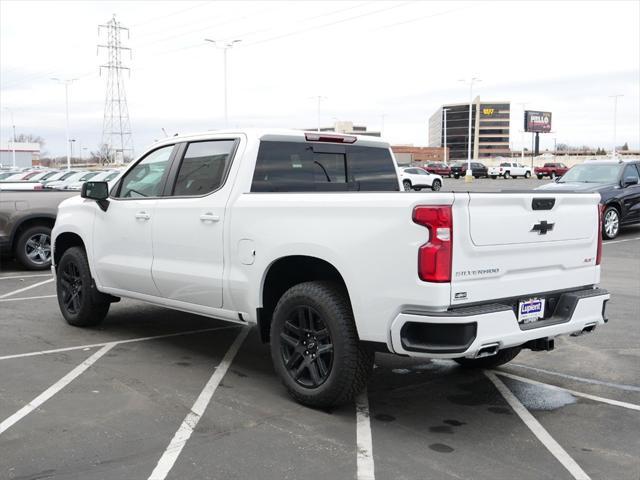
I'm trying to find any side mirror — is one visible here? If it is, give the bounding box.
[623,176,639,187]
[81,181,110,211]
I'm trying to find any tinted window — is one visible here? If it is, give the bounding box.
[623,164,639,183]
[117,145,173,198]
[172,140,236,196]
[251,141,399,192]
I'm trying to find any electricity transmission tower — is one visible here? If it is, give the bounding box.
[98,15,133,164]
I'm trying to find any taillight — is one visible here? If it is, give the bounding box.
[413,205,453,282]
[596,203,603,265]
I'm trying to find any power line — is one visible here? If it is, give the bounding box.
[243,1,413,48]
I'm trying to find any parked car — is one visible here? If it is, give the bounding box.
[488,162,532,179]
[400,167,443,191]
[52,129,609,408]
[450,161,488,179]
[4,170,44,181]
[41,170,79,185]
[0,171,21,180]
[0,181,44,191]
[27,170,61,182]
[64,170,121,191]
[0,190,78,269]
[46,171,101,190]
[536,159,640,239]
[535,162,569,179]
[424,162,452,177]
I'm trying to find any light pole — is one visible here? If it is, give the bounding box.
[459,77,481,182]
[69,139,76,164]
[516,102,528,162]
[443,108,449,164]
[51,78,77,170]
[4,107,16,168]
[609,94,623,158]
[310,96,327,132]
[204,39,241,128]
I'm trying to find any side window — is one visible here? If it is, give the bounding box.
[251,141,399,192]
[623,164,639,183]
[116,145,173,198]
[172,140,236,196]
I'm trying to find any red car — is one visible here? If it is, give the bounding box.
[534,162,569,179]
[424,162,452,177]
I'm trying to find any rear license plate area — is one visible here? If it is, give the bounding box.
[518,298,545,324]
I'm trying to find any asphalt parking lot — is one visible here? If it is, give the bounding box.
[1,178,639,480]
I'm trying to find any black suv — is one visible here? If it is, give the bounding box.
[450,162,488,179]
[536,160,640,239]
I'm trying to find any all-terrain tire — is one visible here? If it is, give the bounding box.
[270,281,374,408]
[56,246,109,327]
[453,346,521,369]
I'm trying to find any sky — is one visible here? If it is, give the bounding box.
[1,0,639,157]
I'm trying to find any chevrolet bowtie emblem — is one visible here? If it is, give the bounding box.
[531,220,554,235]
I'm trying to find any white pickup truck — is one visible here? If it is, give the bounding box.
[488,161,532,179]
[51,129,609,408]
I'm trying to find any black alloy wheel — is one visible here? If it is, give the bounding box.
[56,247,110,326]
[59,260,84,315]
[280,306,334,388]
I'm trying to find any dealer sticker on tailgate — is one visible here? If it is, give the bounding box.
[518,298,545,324]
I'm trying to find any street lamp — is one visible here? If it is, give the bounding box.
[69,139,76,164]
[516,102,528,163]
[50,77,77,170]
[310,96,327,132]
[609,94,623,158]
[204,39,242,128]
[3,107,16,168]
[459,77,481,182]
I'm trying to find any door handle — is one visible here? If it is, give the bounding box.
[200,212,220,222]
[135,211,151,220]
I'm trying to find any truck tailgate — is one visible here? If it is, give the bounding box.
[450,192,601,306]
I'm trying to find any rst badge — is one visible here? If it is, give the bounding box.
[518,298,545,323]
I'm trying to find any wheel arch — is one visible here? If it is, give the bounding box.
[53,231,86,268]
[10,214,56,249]
[257,255,350,343]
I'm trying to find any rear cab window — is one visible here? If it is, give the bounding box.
[251,140,399,192]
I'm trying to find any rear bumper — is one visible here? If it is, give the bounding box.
[389,287,609,358]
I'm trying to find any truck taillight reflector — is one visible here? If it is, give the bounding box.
[413,205,453,282]
[596,204,603,265]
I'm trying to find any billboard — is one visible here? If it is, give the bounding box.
[524,111,552,133]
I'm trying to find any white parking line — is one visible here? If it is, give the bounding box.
[485,371,591,480]
[493,370,640,411]
[0,343,116,435]
[603,236,640,245]
[0,325,241,361]
[509,364,640,392]
[147,326,249,480]
[0,273,53,280]
[0,278,54,299]
[355,390,375,480]
[0,294,57,303]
